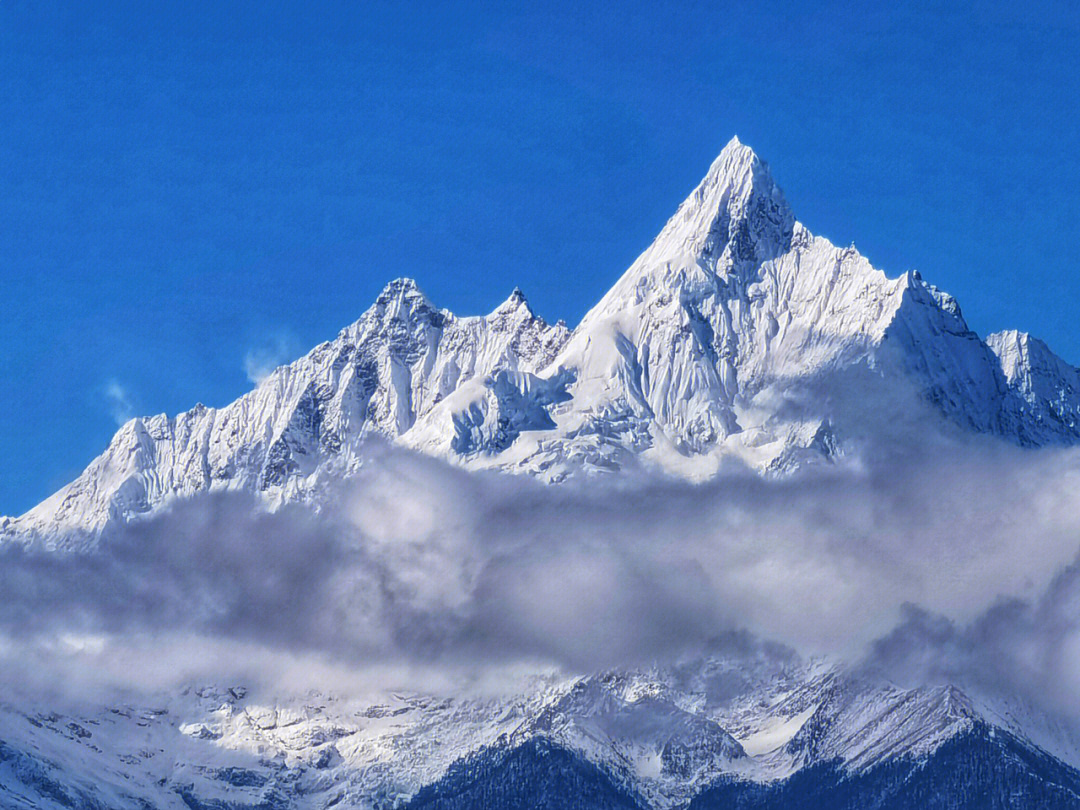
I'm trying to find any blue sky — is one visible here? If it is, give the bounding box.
[2,1,1079,514]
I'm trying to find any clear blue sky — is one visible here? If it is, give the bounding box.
[3,1,1079,514]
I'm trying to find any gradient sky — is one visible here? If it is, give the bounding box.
[3,1,1079,514]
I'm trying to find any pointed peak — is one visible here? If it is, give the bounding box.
[373,277,438,311]
[720,133,750,157]
[700,136,769,192]
[493,286,535,317]
[364,277,443,327]
[378,277,424,299]
[698,136,763,191]
[652,137,794,268]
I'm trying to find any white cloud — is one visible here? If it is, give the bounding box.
[244,333,300,385]
[5,438,1080,715]
[103,379,134,425]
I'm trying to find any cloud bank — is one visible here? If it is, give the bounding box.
[3,436,1080,717]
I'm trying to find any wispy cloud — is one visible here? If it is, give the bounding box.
[103,379,135,425]
[244,333,301,385]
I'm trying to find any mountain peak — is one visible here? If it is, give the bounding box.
[350,277,447,335]
[376,277,425,301]
[713,133,752,165]
[492,286,534,317]
[373,276,436,310]
[700,135,766,192]
[653,137,795,270]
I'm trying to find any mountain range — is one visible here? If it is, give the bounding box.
[7,137,1080,547]
[4,644,1080,809]
[3,138,1080,808]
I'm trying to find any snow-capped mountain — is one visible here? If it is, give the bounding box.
[5,136,1080,544]
[2,280,570,544]
[6,138,1080,807]
[4,649,1080,809]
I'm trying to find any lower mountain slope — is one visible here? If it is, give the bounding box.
[406,738,647,810]
[689,725,1080,810]
[3,654,1080,810]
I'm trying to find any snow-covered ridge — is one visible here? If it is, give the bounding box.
[3,653,1078,810]
[987,328,1080,442]
[6,136,1080,542]
[3,280,570,544]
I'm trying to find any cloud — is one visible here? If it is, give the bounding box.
[244,333,301,385]
[103,379,135,425]
[5,436,1080,712]
[862,556,1080,719]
